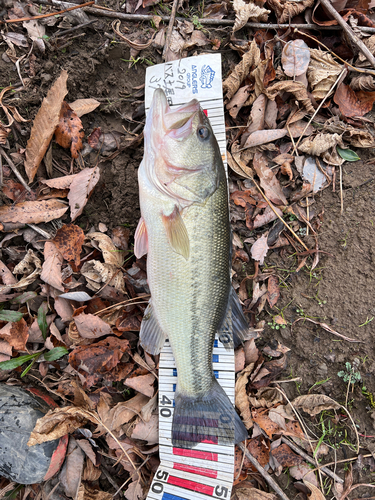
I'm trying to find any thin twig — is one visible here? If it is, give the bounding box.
[318,0,375,68]
[32,0,375,33]
[5,1,95,23]
[50,19,98,39]
[238,443,290,500]
[0,146,31,192]
[291,68,346,155]
[0,155,3,187]
[163,0,179,60]
[281,437,344,484]
[339,164,344,214]
[292,317,361,342]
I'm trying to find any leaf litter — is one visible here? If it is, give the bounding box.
[1,4,375,499]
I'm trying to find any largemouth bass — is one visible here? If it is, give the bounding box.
[135,88,248,448]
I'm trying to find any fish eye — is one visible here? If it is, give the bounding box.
[197,126,210,141]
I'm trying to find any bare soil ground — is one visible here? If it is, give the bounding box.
[1,12,375,499]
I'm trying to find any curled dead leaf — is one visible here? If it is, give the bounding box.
[223,40,260,100]
[267,0,314,23]
[55,101,84,159]
[233,0,270,31]
[28,406,97,446]
[265,81,314,113]
[74,313,112,339]
[235,363,254,429]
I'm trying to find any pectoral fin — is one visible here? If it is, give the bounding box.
[134,217,148,258]
[162,206,190,260]
[140,301,166,355]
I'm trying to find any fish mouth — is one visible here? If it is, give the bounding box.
[151,88,201,136]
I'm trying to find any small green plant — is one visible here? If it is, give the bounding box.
[267,317,287,330]
[338,360,361,386]
[192,15,203,29]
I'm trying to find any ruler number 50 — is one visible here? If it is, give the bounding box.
[215,486,228,498]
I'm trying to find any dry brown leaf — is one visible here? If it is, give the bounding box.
[287,120,314,138]
[87,232,124,267]
[356,35,375,67]
[244,129,287,149]
[350,74,375,92]
[227,85,252,119]
[322,116,375,148]
[251,233,269,265]
[267,0,314,23]
[69,337,131,388]
[97,393,149,433]
[81,260,125,293]
[0,199,68,225]
[307,49,343,100]
[28,406,97,446]
[233,0,270,31]
[25,70,68,183]
[130,414,158,445]
[244,94,266,138]
[55,101,84,159]
[68,166,100,221]
[223,39,260,100]
[271,443,304,467]
[233,484,276,500]
[0,260,17,287]
[292,394,341,415]
[3,249,42,292]
[59,437,85,499]
[40,241,64,292]
[254,205,283,229]
[290,463,319,486]
[0,123,10,145]
[23,19,45,52]
[235,347,245,373]
[265,80,314,113]
[74,313,112,339]
[124,481,143,500]
[76,439,97,465]
[77,483,113,500]
[41,174,77,189]
[82,460,102,481]
[235,363,254,429]
[334,83,375,117]
[298,133,344,166]
[124,373,155,397]
[253,152,287,205]
[303,481,325,500]
[69,98,100,117]
[0,318,29,351]
[267,275,280,308]
[282,40,310,77]
[53,223,85,266]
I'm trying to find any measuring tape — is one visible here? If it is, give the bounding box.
[145,55,235,500]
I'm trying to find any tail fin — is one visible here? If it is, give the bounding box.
[172,379,248,449]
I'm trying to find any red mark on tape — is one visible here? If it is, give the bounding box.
[173,448,218,462]
[174,463,218,479]
[168,476,214,495]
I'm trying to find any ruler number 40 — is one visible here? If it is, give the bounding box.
[160,394,172,406]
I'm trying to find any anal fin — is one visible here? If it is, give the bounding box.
[218,287,255,349]
[140,300,166,355]
[162,206,189,260]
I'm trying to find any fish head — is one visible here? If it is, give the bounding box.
[144,88,223,207]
